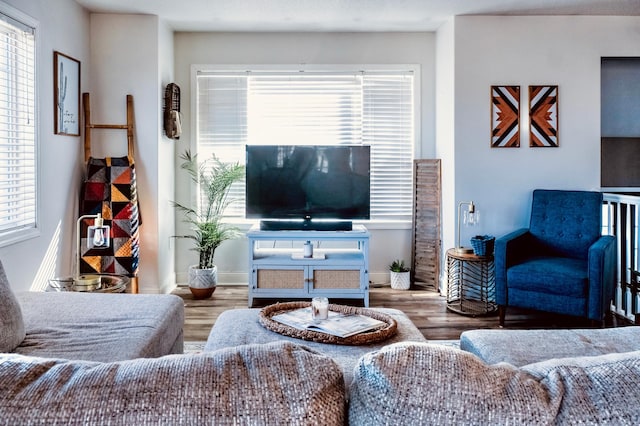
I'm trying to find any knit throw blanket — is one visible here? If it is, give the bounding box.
[0,342,345,425]
[349,342,640,425]
[80,156,140,276]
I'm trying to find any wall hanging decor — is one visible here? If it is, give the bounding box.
[490,85,520,148]
[163,83,181,139]
[529,85,558,147]
[54,51,80,136]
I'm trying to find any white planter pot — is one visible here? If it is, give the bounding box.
[188,265,217,299]
[390,271,411,290]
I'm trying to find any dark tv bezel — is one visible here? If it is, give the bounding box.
[245,145,371,224]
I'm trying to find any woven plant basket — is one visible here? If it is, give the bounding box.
[470,235,495,257]
[390,271,411,290]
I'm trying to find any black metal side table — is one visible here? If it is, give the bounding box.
[446,249,497,316]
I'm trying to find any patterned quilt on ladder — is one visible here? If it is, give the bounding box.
[79,156,140,277]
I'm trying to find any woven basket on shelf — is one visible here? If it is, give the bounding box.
[470,235,495,256]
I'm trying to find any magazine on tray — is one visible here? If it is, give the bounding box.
[272,307,386,338]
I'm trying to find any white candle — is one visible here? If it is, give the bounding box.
[318,304,328,319]
[311,297,329,321]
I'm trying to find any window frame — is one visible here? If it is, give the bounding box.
[0,1,39,247]
[189,64,421,230]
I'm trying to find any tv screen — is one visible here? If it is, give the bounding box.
[246,145,370,224]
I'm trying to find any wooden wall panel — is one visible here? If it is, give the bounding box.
[411,159,441,291]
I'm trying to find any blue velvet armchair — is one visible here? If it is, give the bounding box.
[495,190,616,326]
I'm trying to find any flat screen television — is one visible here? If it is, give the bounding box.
[246,145,370,231]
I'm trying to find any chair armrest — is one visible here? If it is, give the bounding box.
[588,235,617,321]
[495,229,532,305]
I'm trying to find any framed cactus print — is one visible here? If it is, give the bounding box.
[54,51,80,136]
[491,85,520,148]
[529,85,558,147]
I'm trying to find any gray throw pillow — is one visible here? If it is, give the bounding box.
[0,342,346,424]
[349,342,556,425]
[0,260,25,352]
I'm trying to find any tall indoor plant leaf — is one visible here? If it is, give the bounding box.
[173,150,245,270]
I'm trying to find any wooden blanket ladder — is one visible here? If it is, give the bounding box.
[81,92,139,293]
[83,93,135,163]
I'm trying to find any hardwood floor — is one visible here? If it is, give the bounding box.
[174,284,603,342]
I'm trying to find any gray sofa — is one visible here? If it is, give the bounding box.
[14,291,184,361]
[3,338,640,425]
[3,259,640,424]
[0,261,184,362]
[460,327,640,366]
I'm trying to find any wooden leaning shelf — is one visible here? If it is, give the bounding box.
[80,93,140,293]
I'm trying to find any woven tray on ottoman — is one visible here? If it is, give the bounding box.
[259,301,397,345]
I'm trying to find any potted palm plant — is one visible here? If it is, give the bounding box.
[174,150,245,299]
[389,259,411,290]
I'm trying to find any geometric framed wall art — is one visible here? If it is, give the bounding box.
[491,85,520,148]
[529,85,558,147]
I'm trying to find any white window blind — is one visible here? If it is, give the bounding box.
[0,7,37,245]
[195,68,415,222]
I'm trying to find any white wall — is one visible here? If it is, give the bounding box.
[157,20,177,292]
[173,32,436,285]
[435,19,455,292]
[445,16,640,257]
[0,0,89,291]
[90,14,175,293]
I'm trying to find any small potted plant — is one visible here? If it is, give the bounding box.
[389,259,411,290]
[174,150,245,299]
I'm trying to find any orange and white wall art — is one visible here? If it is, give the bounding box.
[529,85,559,147]
[491,85,520,148]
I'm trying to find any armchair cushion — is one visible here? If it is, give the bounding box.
[507,257,587,297]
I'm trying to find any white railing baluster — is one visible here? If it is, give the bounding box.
[603,193,640,322]
[616,281,624,316]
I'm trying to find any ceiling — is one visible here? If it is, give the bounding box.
[74,0,640,32]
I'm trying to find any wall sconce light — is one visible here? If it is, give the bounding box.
[456,201,479,254]
[75,213,110,289]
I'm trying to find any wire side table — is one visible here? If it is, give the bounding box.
[446,249,497,316]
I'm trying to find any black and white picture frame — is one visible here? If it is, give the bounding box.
[54,51,80,136]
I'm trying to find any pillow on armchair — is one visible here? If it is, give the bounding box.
[0,260,25,352]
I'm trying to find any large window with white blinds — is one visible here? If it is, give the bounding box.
[194,66,416,223]
[0,4,37,246]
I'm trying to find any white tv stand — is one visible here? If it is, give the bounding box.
[246,224,370,307]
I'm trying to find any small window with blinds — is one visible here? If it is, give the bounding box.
[0,4,38,246]
[194,66,416,223]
